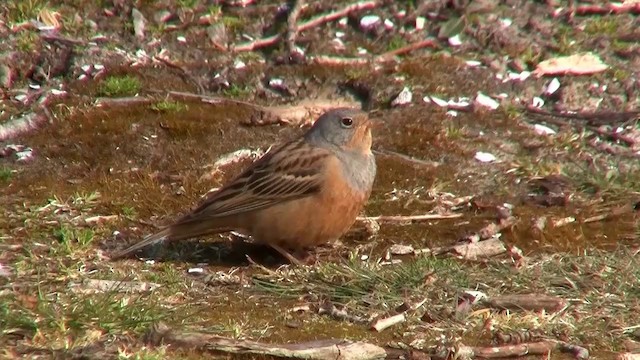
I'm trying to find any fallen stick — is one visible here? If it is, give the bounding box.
[618,353,640,360]
[311,38,438,66]
[145,322,413,359]
[166,91,360,126]
[95,96,155,107]
[370,313,406,332]
[0,111,48,141]
[357,213,462,223]
[462,339,589,358]
[524,105,640,126]
[574,3,640,15]
[582,201,639,224]
[373,148,440,168]
[485,294,567,312]
[234,1,379,52]
[285,0,306,55]
[376,39,438,60]
[311,56,372,66]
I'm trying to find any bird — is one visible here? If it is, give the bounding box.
[110,108,376,263]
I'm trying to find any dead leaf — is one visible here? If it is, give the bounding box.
[533,52,608,76]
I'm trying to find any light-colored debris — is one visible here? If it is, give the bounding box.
[318,302,369,324]
[388,244,414,255]
[533,124,556,135]
[475,151,497,163]
[330,38,345,50]
[553,216,576,227]
[359,15,381,30]
[532,96,545,108]
[506,71,531,81]
[15,147,34,162]
[71,279,161,294]
[131,8,147,40]
[290,304,311,313]
[200,148,265,182]
[533,52,608,76]
[233,59,246,69]
[390,86,412,107]
[370,313,406,332]
[84,214,119,225]
[448,34,462,46]
[544,77,561,95]
[500,18,512,27]
[0,263,12,278]
[451,237,507,260]
[204,269,244,286]
[474,92,500,110]
[357,213,462,223]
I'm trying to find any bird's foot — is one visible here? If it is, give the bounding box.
[269,244,318,266]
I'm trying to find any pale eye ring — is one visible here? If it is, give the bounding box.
[340,117,354,128]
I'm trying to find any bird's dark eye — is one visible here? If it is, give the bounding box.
[340,117,354,128]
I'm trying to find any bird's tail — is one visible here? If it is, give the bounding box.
[109,216,236,260]
[109,227,172,260]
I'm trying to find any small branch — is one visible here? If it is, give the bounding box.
[297,1,378,33]
[166,90,261,110]
[377,39,438,61]
[234,1,379,52]
[145,322,415,360]
[373,148,440,168]
[460,339,589,359]
[167,91,360,126]
[485,294,567,312]
[524,105,640,127]
[311,38,438,66]
[370,313,405,332]
[0,111,48,141]
[582,201,639,224]
[574,3,640,15]
[41,33,85,46]
[95,96,155,107]
[311,56,372,66]
[357,213,462,223]
[285,0,306,55]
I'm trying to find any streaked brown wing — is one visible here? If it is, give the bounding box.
[186,139,330,218]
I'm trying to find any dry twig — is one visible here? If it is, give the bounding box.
[370,313,406,332]
[312,39,437,66]
[485,294,567,312]
[145,322,414,359]
[574,3,640,15]
[285,0,306,56]
[235,1,379,52]
[357,213,462,223]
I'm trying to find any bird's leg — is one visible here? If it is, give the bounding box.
[269,243,303,266]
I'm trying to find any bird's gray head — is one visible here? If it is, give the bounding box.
[304,108,372,153]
